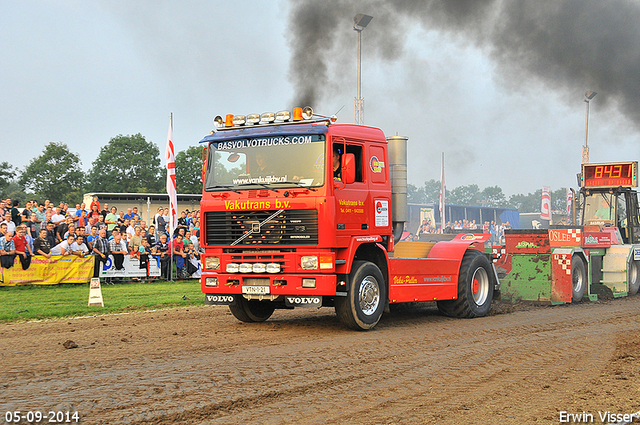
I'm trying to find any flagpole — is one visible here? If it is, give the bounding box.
[169,113,173,282]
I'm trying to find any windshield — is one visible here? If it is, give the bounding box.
[582,192,616,226]
[204,134,325,191]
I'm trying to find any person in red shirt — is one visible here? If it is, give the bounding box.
[13,226,33,270]
[172,234,187,279]
[89,195,101,214]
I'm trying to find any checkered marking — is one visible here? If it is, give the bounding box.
[554,254,572,275]
[566,228,581,243]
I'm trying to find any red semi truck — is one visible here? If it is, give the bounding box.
[199,107,499,330]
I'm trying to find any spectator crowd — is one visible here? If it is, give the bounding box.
[0,196,202,282]
[401,218,511,245]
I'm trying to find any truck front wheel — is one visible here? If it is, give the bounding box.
[335,261,386,330]
[437,250,494,318]
[229,297,276,323]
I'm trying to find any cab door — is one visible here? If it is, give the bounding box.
[333,139,369,245]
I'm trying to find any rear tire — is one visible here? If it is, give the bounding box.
[229,297,275,322]
[437,250,494,318]
[335,261,386,330]
[629,259,640,295]
[572,256,587,303]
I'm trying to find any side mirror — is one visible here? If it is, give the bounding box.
[342,153,356,184]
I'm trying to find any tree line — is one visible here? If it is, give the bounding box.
[0,134,203,204]
[409,181,571,213]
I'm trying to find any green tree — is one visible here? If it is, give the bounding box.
[551,187,571,212]
[448,184,481,205]
[87,133,162,193]
[175,145,205,194]
[18,142,85,203]
[0,161,15,197]
[481,185,507,207]
[408,179,441,204]
[508,189,542,213]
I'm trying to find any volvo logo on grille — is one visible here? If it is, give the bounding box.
[252,222,261,233]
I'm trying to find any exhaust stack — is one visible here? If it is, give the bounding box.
[387,135,408,241]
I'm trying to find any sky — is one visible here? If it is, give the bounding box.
[1,0,639,198]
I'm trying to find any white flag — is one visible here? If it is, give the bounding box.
[541,186,551,220]
[166,115,178,235]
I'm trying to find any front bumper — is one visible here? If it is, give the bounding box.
[201,272,337,296]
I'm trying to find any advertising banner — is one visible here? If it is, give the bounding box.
[0,255,94,286]
[98,255,161,278]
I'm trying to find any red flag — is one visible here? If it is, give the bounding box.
[541,186,551,220]
[166,115,178,234]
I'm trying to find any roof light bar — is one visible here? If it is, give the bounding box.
[213,106,324,130]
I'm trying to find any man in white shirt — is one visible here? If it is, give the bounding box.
[51,235,75,256]
[70,235,89,257]
[1,211,16,234]
[51,207,66,227]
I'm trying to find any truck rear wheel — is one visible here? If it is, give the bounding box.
[437,250,494,318]
[335,260,386,331]
[629,259,640,295]
[572,256,587,303]
[229,297,276,323]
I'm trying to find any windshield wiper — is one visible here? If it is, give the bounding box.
[207,184,241,194]
[275,181,318,191]
[235,183,279,193]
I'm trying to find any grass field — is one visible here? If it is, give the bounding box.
[0,279,204,323]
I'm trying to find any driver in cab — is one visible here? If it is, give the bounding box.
[333,146,342,181]
[594,199,613,220]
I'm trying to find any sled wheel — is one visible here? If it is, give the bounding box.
[572,256,587,303]
[629,258,640,295]
[437,250,494,318]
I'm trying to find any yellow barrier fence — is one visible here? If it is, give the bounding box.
[0,255,94,286]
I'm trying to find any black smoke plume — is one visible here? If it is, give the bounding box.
[287,0,640,128]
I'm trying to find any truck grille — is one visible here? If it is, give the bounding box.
[205,209,318,246]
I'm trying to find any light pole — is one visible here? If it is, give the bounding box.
[582,90,596,164]
[354,14,373,125]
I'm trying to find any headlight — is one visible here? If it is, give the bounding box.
[204,256,220,270]
[252,263,267,273]
[266,263,281,273]
[239,263,253,273]
[260,112,275,123]
[226,263,239,273]
[205,277,218,287]
[232,115,246,126]
[276,110,291,122]
[300,255,318,270]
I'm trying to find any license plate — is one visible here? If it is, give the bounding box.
[242,285,270,295]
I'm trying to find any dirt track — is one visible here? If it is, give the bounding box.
[1,296,639,425]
